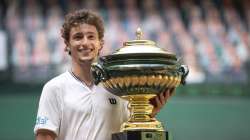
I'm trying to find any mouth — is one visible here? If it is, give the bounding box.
[78,47,94,53]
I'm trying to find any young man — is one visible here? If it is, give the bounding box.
[34,9,173,140]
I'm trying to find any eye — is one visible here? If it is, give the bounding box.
[73,34,83,40]
[88,35,96,40]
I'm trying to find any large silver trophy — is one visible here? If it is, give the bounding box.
[91,28,189,140]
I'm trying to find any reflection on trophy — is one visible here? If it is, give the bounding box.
[91,28,189,140]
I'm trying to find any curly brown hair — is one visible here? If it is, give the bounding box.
[61,9,104,54]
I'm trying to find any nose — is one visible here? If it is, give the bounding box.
[81,36,89,46]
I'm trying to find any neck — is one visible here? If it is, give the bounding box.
[71,61,93,87]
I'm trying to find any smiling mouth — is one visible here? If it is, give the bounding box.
[78,47,94,53]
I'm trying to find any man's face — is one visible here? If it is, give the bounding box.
[68,23,103,63]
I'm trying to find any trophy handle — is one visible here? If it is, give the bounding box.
[179,65,189,85]
[91,63,109,85]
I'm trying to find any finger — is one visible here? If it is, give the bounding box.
[164,89,170,97]
[155,96,162,108]
[159,93,165,105]
[164,90,170,100]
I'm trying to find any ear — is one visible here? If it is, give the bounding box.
[65,42,71,55]
[99,39,104,51]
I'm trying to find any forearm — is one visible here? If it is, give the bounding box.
[36,129,56,140]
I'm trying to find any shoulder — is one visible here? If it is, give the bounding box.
[43,72,70,90]
[41,72,70,97]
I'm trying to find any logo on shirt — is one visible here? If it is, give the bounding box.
[109,98,117,105]
[36,116,48,125]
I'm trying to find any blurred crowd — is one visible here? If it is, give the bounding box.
[0,0,249,83]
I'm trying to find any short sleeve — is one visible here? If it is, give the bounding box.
[34,82,61,136]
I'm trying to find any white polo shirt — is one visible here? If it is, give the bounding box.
[34,71,129,140]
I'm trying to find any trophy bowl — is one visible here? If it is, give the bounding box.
[91,28,189,134]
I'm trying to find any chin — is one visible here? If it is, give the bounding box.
[78,57,95,63]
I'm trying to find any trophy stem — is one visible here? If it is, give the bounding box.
[121,94,164,132]
[127,94,154,122]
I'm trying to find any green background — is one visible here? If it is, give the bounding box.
[0,86,250,140]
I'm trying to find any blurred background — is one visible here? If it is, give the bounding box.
[0,0,250,140]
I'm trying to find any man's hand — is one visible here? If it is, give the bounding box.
[150,88,175,117]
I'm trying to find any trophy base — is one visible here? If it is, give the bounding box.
[121,120,164,131]
[112,131,168,140]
